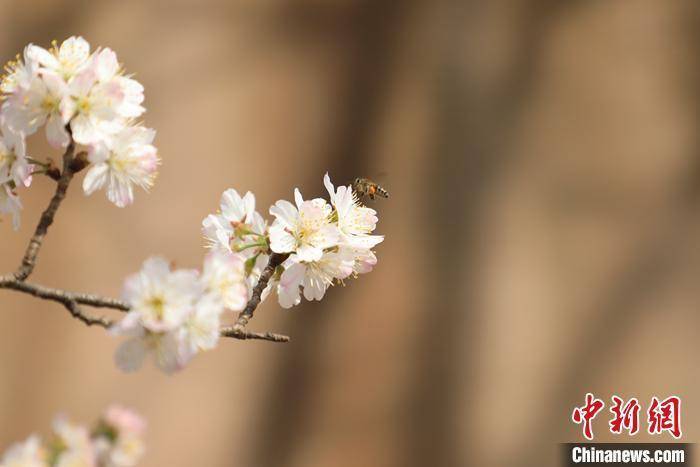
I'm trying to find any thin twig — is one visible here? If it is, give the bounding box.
[0,275,113,328]
[220,326,290,342]
[0,276,130,311]
[14,138,76,281]
[65,300,113,328]
[233,252,289,331]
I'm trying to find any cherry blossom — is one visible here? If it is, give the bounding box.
[0,407,146,467]
[276,248,355,308]
[1,36,155,193]
[112,252,250,373]
[0,435,45,467]
[27,36,91,81]
[269,188,340,262]
[2,68,70,147]
[0,180,22,230]
[82,125,159,207]
[202,189,259,253]
[51,416,96,467]
[323,172,384,249]
[112,320,183,374]
[63,48,145,145]
[1,46,38,94]
[0,122,30,188]
[93,406,146,467]
[120,257,201,332]
[201,250,248,311]
[177,293,224,364]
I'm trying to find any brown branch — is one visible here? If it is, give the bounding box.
[0,275,113,328]
[64,300,113,328]
[220,326,290,343]
[233,252,289,331]
[14,138,76,281]
[0,276,129,310]
[0,275,290,342]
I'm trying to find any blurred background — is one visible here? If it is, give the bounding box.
[1,0,699,466]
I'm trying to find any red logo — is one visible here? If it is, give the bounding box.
[571,394,682,440]
[609,396,641,435]
[572,393,605,440]
[648,396,682,439]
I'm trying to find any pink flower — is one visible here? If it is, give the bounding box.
[103,406,146,437]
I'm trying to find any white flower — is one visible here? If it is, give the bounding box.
[323,172,383,249]
[27,37,91,81]
[202,190,271,302]
[219,188,255,226]
[120,257,200,332]
[276,249,355,308]
[63,49,144,145]
[202,189,257,252]
[2,38,148,150]
[113,257,204,373]
[177,293,224,364]
[1,70,69,147]
[0,123,31,187]
[0,435,46,467]
[94,406,146,467]
[202,214,234,253]
[52,417,95,467]
[0,180,22,230]
[201,251,248,311]
[94,434,143,467]
[1,46,38,94]
[82,124,158,207]
[112,318,184,374]
[352,248,378,274]
[114,289,225,373]
[269,188,340,262]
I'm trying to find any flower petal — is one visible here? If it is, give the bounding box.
[269,224,296,254]
[82,163,109,195]
[323,172,335,203]
[46,113,70,148]
[277,262,305,309]
[114,337,147,373]
[269,199,298,229]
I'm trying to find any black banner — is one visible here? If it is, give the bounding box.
[563,444,692,466]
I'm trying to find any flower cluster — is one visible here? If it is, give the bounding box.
[0,37,158,229]
[110,173,383,374]
[112,252,247,374]
[204,172,384,309]
[0,406,146,467]
[2,39,387,375]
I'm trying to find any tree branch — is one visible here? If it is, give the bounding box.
[220,326,290,342]
[0,275,114,328]
[0,276,130,310]
[233,252,289,331]
[0,274,290,342]
[14,138,76,281]
[64,300,114,328]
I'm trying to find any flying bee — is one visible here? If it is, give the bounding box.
[352,177,389,201]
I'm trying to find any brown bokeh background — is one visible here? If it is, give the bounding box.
[1,1,700,466]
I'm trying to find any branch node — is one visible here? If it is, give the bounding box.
[69,151,89,173]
